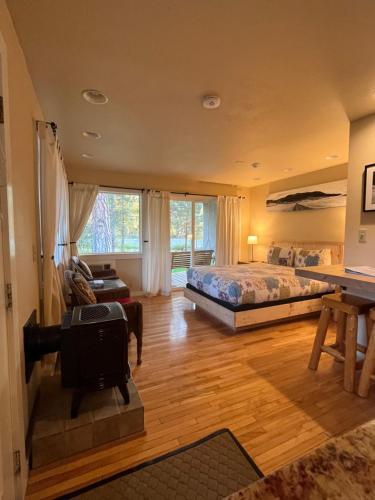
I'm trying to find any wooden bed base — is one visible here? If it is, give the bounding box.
[184,287,323,331]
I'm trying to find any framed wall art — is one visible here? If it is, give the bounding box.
[363,163,375,212]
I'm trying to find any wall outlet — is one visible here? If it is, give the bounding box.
[358,228,367,243]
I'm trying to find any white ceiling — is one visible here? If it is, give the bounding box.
[7,0,375,186]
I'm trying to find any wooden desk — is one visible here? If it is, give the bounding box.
[295,264,375,299]
[295,265,375,349]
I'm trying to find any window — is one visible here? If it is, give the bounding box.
[170,197,216,253]
[170,200,192,251]
[78,189,141,254]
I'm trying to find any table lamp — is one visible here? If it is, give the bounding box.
[247,235,258,262]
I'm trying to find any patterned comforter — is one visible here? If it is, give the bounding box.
[187,263,333,306]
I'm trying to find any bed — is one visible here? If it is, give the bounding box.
[183,241,344,330]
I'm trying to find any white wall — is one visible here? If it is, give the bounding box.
[249,164,347,261]
[344,113,375,266]
[83,254,143,292]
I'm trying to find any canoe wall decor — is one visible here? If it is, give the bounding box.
[266,179,347,212]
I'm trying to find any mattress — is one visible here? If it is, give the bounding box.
[186,262,333,306]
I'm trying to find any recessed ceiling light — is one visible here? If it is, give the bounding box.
[325,154,339,160]
[235,160,245,164]
[283,168,293,172]
[82,130,102,139]
[251,162,261,169]
[81,89,109,105]
[81,153,94,159]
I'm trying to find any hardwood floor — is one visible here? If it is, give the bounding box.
[27,292,375,499]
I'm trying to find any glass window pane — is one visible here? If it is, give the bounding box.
[194,199,216,252]
[170,200,192,252]
[194,202,204,250]
[78,191,140,254]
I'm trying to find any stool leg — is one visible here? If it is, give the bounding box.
[365,315,373,345]
[344,314,358,393]
[358,324,375,397]
[309,305,331,370]
[336,311,346,356]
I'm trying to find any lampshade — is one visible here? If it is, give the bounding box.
[247,235,258,245]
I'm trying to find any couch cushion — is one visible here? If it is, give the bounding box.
[77,259,94,280]
[71,272,97,304]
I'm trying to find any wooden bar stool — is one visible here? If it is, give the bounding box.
[309,293,375,392]
[358,308,375,397]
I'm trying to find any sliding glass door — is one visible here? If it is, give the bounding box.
[194,200,217,256]
[170,199,192,253]
[170,196,216,287]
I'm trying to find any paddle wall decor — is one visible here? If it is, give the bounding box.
[266,179,347,212]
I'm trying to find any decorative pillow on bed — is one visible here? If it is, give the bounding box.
[294,248,331,267]
[267,246,295,267]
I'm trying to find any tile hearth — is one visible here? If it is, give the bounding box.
[31,375,144,468]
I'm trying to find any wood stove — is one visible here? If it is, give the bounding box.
[24,302,130,418]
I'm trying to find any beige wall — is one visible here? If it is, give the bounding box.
[66,165,251,290]
[344,114,375,266]
[0,0,44,494]
[249,164,347,261]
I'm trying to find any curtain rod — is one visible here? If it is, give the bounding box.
[68,182,245,199]
[171,190,245,199]
[36,120,57,137]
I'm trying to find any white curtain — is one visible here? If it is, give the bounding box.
[215,196,241,265]
[55,160,70,297]
[38,124,66,325]
[142,190,171,295]
[69,183,98,256]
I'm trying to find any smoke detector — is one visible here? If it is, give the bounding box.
[202,95,221,109]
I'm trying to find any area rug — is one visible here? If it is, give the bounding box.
[60,428,263,499]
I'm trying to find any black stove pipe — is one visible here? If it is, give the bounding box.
[24,322,61,362]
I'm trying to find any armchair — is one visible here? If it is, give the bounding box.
[70,256,118,280]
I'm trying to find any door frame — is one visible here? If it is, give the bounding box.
[0,31,26,500]
[170,194,216,289]
[0,175,16,500]
[170,194,215,260]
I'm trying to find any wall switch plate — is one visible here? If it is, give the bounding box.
[359,228,367,243]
